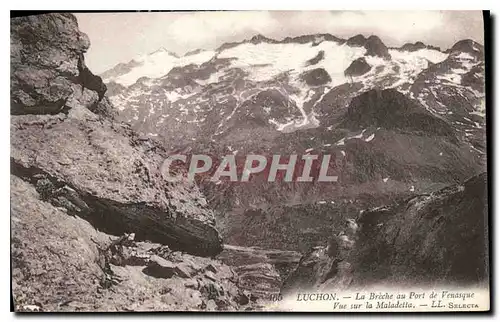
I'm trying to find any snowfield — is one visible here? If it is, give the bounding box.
[217,41,366,85]
[104,48,216,86]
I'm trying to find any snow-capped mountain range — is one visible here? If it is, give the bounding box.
[103,34,484,149]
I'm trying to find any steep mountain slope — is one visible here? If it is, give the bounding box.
[204,89,482,252]
[282,172,488,291]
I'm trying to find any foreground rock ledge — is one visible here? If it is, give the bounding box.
[11,109,222,256]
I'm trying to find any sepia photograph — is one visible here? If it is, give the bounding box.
[10,10,489,313]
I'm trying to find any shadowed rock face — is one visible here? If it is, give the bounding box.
[300,68,332,86]
[340,89,454,137]
[400,41,427,52]
[11,13,107,115]
[345,34,391,59]
[10,111,222,256]
[353,172,488,285]
[283,173,488,290]
[305,50,325,66]
[346,34,367,47]
[344,57,372,77]
[450,39,484,57]
[364,35,391,60]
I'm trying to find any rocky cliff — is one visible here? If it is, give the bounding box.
[11,13,109,116]
[10,13,268,312]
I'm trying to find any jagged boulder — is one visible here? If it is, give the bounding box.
[344,57,372,77]
[11,13,107,115]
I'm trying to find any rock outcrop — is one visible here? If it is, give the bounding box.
[346,34,367,47]
[300,68,332,86]
[400,41,428,52]
[364,35,391,60]
[11,14,108,116]
[340,89,454,137]
[449,39,484,57]
[305,50,325,66]
[10,13,222,257]
[399,41,441,52]
[345,34,391,59]
[354,172,488,285]
[344,57,372,77]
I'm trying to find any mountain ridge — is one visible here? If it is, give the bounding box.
[100,33,480,88]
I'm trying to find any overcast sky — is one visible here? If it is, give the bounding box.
[74,11,484,74]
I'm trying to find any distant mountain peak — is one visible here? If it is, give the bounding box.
[148,47,179,57]
[399,41,441,52]
[449,39,484,56]
[364,35,391,60]
[249,34,276,44]
[346,34,367,47]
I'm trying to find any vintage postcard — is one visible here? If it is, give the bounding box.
[10,11,489,312]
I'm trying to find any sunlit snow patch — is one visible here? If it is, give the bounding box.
[364,133,375,142]
[106,49,216,86]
